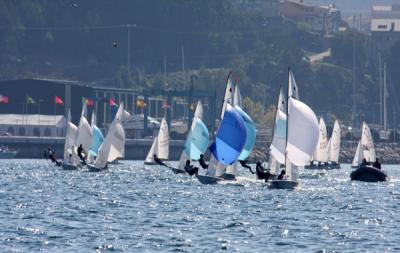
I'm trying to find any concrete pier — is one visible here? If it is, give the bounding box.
[0,136,184,160]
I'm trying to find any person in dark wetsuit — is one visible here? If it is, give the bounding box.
[373,158,381,170]
[77,144,87,165]
[153,154,167,167]
[361,158,368,167]
[47,148,61,166]
[277,169,286,180]
[198,154,208,169]
[184,160,198,176]
[239,160,254,174]
[255,161,270,182]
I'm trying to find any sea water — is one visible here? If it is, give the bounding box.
[0,160,399,252]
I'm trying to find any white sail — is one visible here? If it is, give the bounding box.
[314,118,329,163]
[352,141,362,167]
[94,104,126,168]
[268,88,286,173]
[289,70,299,99]
[63,109,78,160]
[270,110,287,164]
[74,104,92,152]
[145,136,158,163]
[194,100,203,120]
[225,163,238,176]
[82,102,88,118]
[286,98,319,166]
[361,122,376,162]
[157,118,169,160]
[329,120,341,163]
[233,83,242,108]
[285,158,299,182]
[220,76,234,119]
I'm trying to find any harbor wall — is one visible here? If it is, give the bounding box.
[0,137,184,160]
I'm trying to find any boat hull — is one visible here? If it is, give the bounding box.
[221,173,236,181]
[0,151,17,159]
[87,164,107,172]
[171,167,186,174]
[197,175,221,185]
[269,180,299,189]
[350,165,387,182]
[61,162,79,170]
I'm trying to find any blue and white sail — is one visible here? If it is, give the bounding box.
[178,100,209,171]
[206,74,235,177]
[89,112,104,158]
[209,103,247,166]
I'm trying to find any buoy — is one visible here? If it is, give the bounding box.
[113,42,118,47]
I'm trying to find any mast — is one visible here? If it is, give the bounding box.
[383,62,387,131]
[379,53,382,127]
[285,67,290,168]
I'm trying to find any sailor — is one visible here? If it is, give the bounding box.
[373,158,381,170]
[77,144,87,165]
[255,161,268,180]
[48,148,61,166]
[153,154,167,167]
[239,160,254,174]
[361,158,368,166]
[198,154,208,169]
[277,169,286,180]
[184,160,198,176]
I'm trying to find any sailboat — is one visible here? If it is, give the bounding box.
[144,117,169,165]
[61,109,78,169]
[61,104,92,170]
[175,100,210,174]
[197,72,247,184]
[350,122,387,182]
[222,84,257,180]
[87,104,126,172]
[268,88,287,178]
[269,69,319,189]
[306,118,329,169]
[328,120,341,169]
[87,111,104,164]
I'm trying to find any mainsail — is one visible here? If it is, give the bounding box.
[313,118,329,163]
[94,104,125,168]
[361,122,376,162]
[145,118,169,163]
[63,109,78,160]
[329,120,341,163]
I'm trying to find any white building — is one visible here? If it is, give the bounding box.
[0,114,66,137]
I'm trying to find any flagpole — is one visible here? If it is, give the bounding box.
[54,96,57,126]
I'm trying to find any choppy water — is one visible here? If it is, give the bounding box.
[0,160,399,252]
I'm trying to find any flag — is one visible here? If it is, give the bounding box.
[26,95,36,104]
[55,96,64,105]
[109,97,118,107]
[0,94,9,104]
[86,98,94,107]
[162,101,171,109]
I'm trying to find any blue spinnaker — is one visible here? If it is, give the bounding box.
[184,118,210,160]
[210,104,247,165]
[235,106,256,161]
[89,125,104,156]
